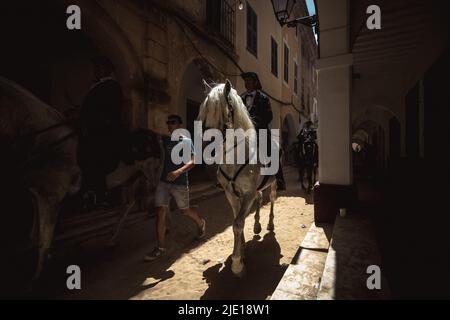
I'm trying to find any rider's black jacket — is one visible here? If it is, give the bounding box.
[240,90,273,130]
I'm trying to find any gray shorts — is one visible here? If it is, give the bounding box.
[155,181,190,210]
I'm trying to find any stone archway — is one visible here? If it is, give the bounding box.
[63,0,142,85]
[61,0,144,128]
[178,59,210,136]
[177,58,215,185]
[0,0,144,128]
[353,119,387,177]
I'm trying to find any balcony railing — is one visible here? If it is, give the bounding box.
[206,0,235,49]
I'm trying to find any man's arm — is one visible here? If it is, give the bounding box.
[166,155,195,182]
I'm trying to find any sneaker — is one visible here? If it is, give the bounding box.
[197,219,206,240]
[143,247,166,262]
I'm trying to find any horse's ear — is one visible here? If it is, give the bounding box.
[203,79,212,94]
[224,79,232,97]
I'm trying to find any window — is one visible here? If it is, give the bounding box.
[246,3,257,56]
[284,43,289,83]
[271,37,278,77]
[294,62,298,94]
[207,0,222,33]
[206,0,236,48]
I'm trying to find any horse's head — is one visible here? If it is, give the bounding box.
[198,79,254,132]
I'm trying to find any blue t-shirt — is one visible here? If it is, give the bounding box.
[160,135,195,186]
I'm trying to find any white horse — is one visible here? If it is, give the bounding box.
[198,80,278,277]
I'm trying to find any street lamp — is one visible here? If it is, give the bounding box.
[271,0,317,28]
[230,0,244,11]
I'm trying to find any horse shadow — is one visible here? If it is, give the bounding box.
[200,232,287,300]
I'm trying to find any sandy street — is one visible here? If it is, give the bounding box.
[33,167,314,300]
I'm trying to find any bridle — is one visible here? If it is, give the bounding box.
[218,90,270,197]
[224,94,235,132]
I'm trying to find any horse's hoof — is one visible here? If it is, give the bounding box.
[235,267,246,278]
[232,265,246,278]
[231,257,245,277]
[253,224,262,235]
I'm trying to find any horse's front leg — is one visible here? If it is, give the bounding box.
[268,182,277,232]
[307,165,313,194]
[253,191,263,235]
[231,196,253,277]
[300,166,306,191]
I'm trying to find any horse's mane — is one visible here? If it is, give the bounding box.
[198,83,255,131]
[0,76,65,134]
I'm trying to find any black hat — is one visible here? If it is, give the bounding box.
[241,72,262,90]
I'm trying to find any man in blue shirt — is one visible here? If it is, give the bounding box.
[144,115,206,261]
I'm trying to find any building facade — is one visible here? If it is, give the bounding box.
[0,0,317,187]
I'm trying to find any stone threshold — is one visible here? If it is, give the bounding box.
[270,223,332,300]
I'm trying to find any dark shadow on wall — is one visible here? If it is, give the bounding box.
[370,46,450,299]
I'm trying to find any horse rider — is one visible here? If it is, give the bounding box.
[298,120,317,147]
[240,72,286,191]
[76,56,124,207]
[297,120,318,164]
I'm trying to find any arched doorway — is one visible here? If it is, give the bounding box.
[178,59,214,185]
[0,0,142,127]
[353,120,386,179]
[179,60,208,137]
[0,1,149,216]
[281,113,298,165]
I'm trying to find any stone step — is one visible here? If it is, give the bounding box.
[316,214,391,300]
[271,223,332,300]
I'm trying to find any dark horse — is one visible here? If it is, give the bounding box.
[0,77,163,291]
[297,139,318,194]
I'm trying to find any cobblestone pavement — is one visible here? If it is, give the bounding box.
[32,167,314,300]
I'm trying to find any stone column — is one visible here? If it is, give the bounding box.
[314,55,356,223]
[314,0,356,223]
